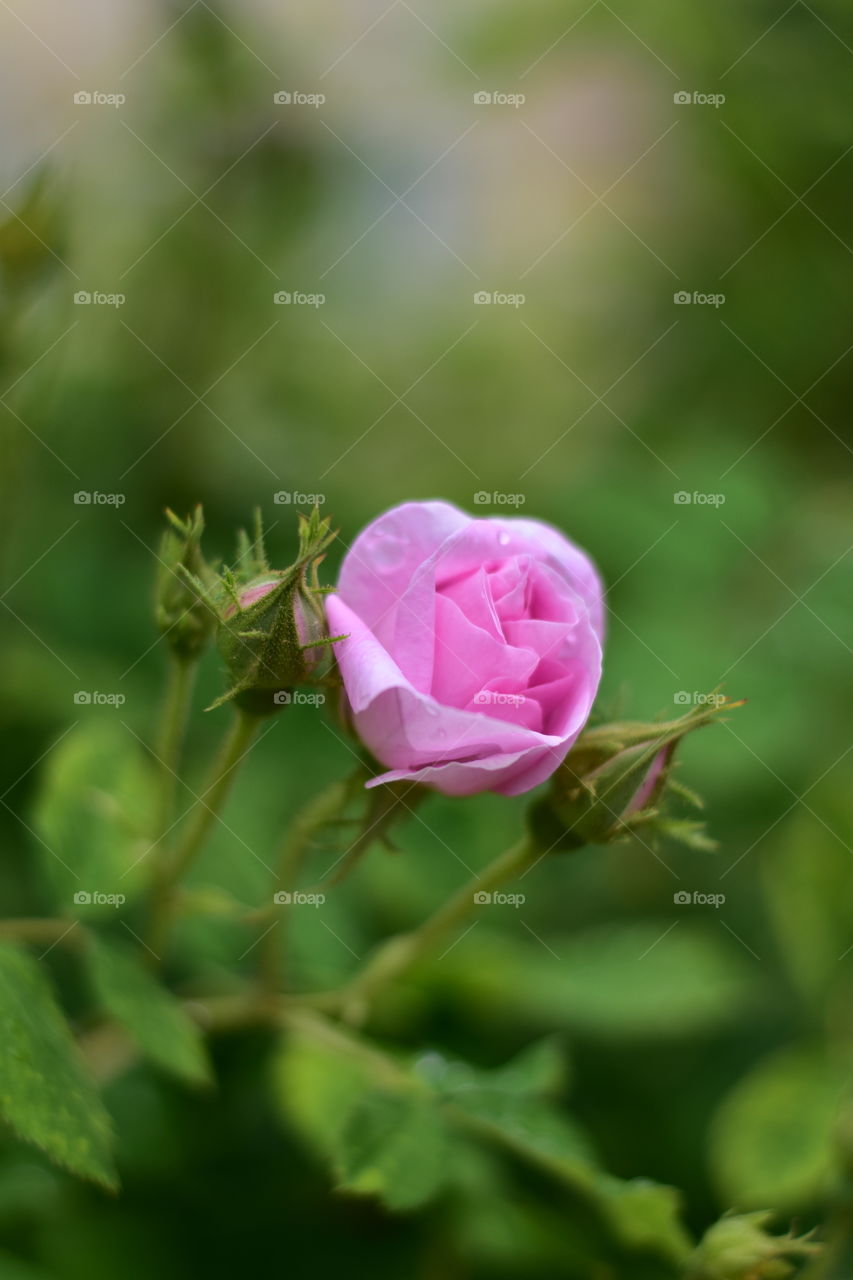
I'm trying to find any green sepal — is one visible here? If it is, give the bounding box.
[528,696,743,854]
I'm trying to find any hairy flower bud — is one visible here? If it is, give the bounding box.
[155,506,217,660]
[188,507,345,717]
[686,1211,818,1279]
[527,697,743,853]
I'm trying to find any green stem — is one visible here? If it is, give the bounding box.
[0,917,86,948]
[258,776,352,992]
[155,653,197,838]
[332,833,539,1022]
[148,709,260,959]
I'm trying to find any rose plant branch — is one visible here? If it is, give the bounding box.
[328,832,540,1021]
[0,497,760,1273]
[154,652,197,839]
[147,707,261,960]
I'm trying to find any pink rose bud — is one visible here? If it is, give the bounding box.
[199,508,341,716]
[325,501,605,796]
[530,698,742,852]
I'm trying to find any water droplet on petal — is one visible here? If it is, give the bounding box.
[497,531,511,547]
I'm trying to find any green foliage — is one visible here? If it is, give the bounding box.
[0,944,116,1190]
[430,921,756,1037]
[762,780,853,1003]
[272,1016,691,1261]
[32,723,157,913]
[337,1090,451,1210]
[1,0,852,1272]
[710,1045,847,1210]
[85,936,212,1088]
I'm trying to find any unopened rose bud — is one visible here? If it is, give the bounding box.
[198,507,345,716]
[686,1211,818,1279]
[155,506,216,660]
[527,698,742,853]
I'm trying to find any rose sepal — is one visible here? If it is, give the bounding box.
[527,695,744,853]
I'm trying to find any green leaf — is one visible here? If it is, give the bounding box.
[270,1021,380,1161]
[337,1089,450,1210]
[431,922,755,1038]
[762,779,853,1000]
[272,1021,448,1210]
[415,1040,594,1183]
[271,1016,691,1256]
[0,943,117,1189]
[413,1036,567,1097]
[710,1044,846,1209]
[593,1175,691,1263]
[85,936,212,1087]
[418,1044,689,1262]
[33,722,157,914]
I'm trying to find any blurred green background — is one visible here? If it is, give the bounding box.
[1,1,852,1276]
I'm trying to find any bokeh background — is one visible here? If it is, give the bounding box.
[1,1,852,1276]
